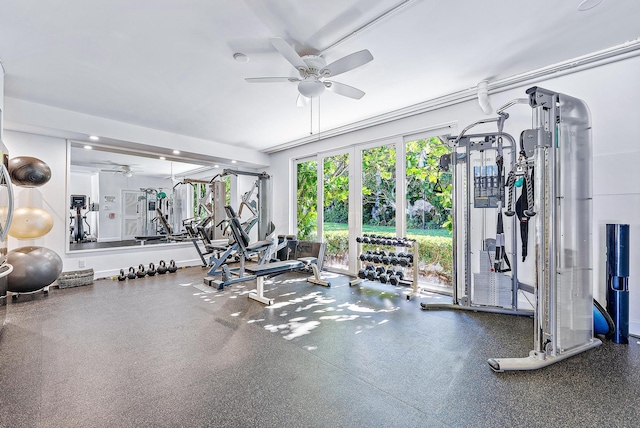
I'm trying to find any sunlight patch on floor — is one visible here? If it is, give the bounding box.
[263,317,322,340]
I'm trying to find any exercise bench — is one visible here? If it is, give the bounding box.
[244,256,330,305]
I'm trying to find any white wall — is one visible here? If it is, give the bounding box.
[268,54,640,335]
[0,61,4,129]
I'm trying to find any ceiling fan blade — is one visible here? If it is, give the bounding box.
[296,94,310,107]
[245,77,300,83]
[321,49,373,78]
[269,38,307,70]
[324,81,365,100]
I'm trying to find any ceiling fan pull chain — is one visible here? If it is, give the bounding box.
[310,98,313,135]
[318,96,321,141]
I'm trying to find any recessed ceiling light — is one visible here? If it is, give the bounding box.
[172,150,180,155]
[578,0,603,11]
[233,53,249,63]
[159,156,166,160]
[89,135,99,141]
[231,160,237,164]
[84,145,93,150]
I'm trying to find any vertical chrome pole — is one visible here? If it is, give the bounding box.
[451,143,459,304]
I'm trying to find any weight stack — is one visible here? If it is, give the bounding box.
[606,224,630,344]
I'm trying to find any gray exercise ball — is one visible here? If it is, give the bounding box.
[7,246,63,293]
[8,156,52,187]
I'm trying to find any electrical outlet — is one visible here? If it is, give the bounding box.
[79,260,86,268]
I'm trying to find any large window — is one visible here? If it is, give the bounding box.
[405,137,453,288]
[296,159,318,241]
[322,152,349,270]
[361,144,396,233]
[292,133,453,292]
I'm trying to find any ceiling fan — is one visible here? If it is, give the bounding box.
[100,163,138,177]
[246,38,373,106]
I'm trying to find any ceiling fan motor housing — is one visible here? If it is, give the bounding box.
[297,55,328,98]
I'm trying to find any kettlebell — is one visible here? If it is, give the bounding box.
[147,262,156,276]
[168,259,178,273]
[136,264,146,278]
[157,260,168,274]
[127,267,137,279]
[118,269,126,281]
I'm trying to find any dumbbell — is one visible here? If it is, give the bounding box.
[396,270,405,280]
[390,256,400,266]
[359,253,367,261]
[399,257,409,267]
[381,255,391,265]
[407,253,414,264]
[371,254,381,263]
[389,275,400,286]
[358,268,367,279]
[362,236,371,244]
[356,236,363,243]
[366,269,378,281]
[379,273,389,284]
[376,266,386,275]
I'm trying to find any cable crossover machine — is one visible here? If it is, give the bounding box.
[423,86,601,371]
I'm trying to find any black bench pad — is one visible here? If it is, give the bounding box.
[245,260,304,276]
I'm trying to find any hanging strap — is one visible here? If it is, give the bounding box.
[524,165,536,217]
[504,171,516,216]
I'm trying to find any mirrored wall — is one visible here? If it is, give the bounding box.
[67,142,219,252]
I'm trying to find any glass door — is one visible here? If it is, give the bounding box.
[294,158,318,241]
[321,151,350,272]
[361,143,397,235]
[404,136,453,292]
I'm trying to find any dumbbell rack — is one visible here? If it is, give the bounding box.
[350,236,420,300]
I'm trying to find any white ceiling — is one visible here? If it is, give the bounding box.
[1,0,640,158]
[69,144,214,178]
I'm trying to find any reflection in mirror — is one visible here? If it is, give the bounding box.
[68,142,219,252]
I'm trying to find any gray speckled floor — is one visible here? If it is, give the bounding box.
[1,267,639,427]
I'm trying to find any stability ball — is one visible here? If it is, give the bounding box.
[7,246,63,293]
[8,156,52,187]
[8,206,54,239]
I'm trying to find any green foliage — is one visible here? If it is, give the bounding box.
[405,137,452,232]
[296,160,318,240]
[222,176,231,206]
[323,153,349,224]
[362,145,396,227]
[295,137,453,261]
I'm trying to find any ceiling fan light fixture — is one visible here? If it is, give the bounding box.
[578,0,603,11]
[298,78,325,98]
[233,52,249,63]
